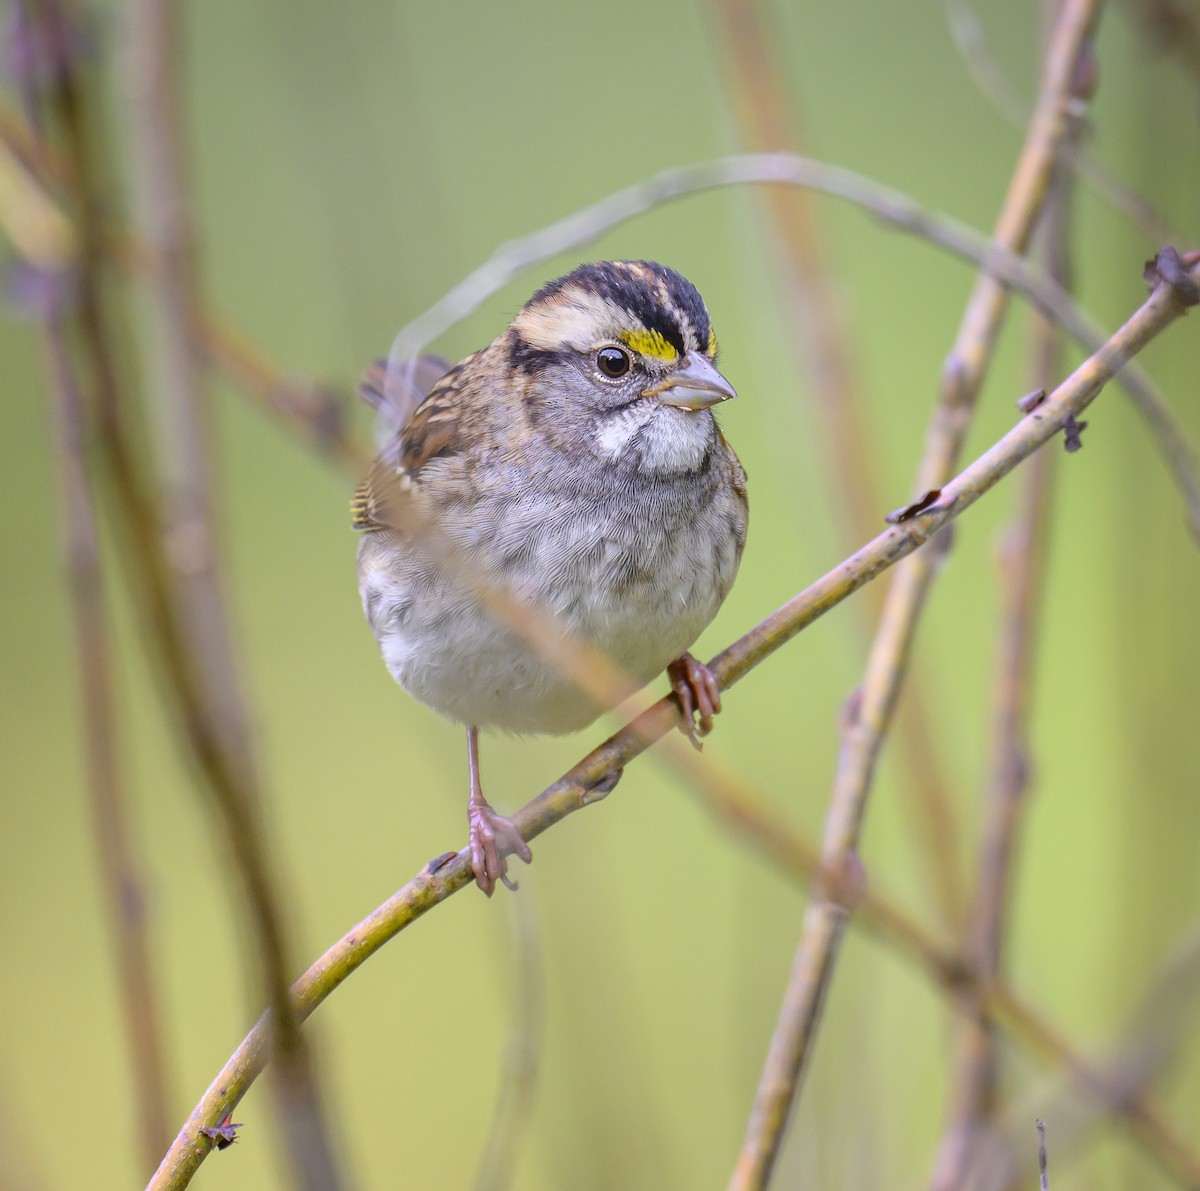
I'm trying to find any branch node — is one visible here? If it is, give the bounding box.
[816,850,868,916]
[1062,414,1088,453]
[424,851,458,875]
[199,1112,243,1151]
[1143,246,1200,306]
[581,767,622,804]
[884,487,943,524]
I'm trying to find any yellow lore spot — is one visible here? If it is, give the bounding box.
[707,326,718,358]
[618,328,678,361]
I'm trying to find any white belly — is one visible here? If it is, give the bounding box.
[357,493,740,734]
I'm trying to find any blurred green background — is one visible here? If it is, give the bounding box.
[2,0,1199,1188]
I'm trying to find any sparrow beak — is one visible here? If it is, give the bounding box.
[644,352,737,411]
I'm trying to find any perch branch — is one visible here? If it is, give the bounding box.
[387,152,1200,538]
[711,0,966,930]
[3,87,1196,527]
[729,5,1103,1184]
[148,252,1200,1191]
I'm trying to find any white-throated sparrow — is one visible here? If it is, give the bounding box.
[353,261,748,895]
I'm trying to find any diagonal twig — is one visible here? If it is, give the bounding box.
[148,252,1200,1191]
[382,151,1200,539]
[929,33,1082,1184]
[38,295,173,1173]
[944,0,1189,247]
[728,5,1105,1184]
[711,0,966,931]
[120,2,344,1185]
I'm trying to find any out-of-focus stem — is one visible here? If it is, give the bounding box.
[711,0,966,930]
[472,890,543,1191]
[39,307,173,1174]
[121,2,343,1186]
[728,4,1103,1186]
[149,253,1200,1191]
[930,84,1078,1191]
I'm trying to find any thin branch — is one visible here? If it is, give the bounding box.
[4,85,1196,528]
[120,2,342,1185]
[973,925,1200,1191]
[1037,1120,1049,1191]
[38,299,173,1173]
[0,94,365,471]
[384,151,1200,539]
[711,0,966,931]
[149,254,1200,1191]
[472,890,543,1191]
[729,6,1103,1185]
[944,0,1188,247]
[0,127,74,265]
[930,59,1080,1189]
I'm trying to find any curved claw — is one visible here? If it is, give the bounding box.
[667,652,723,748]
[468,802,532,897]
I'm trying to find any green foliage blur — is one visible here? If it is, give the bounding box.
[1,1,1198,1188]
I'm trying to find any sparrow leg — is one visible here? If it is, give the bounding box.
[466,725,532,896]
[667,652,723,747]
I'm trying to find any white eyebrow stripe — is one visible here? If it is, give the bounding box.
[512,289,636,352]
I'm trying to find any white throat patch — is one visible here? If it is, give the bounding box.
[594,403,712,473]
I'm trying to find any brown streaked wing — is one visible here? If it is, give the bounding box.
[351,354,475,532]
[357,353,453,434]
[397,353,477,472]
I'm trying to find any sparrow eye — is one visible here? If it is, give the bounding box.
[596,346,632,378]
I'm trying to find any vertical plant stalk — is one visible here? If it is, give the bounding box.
[472,890,544,1191]
[980,926,1200,1191]
[711,0,966,928]
[39,308,173,1174]
[120,2,343,1187]
[728,2,1102,1187]
[928,27,1082,1189]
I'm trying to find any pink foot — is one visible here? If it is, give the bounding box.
[668,652,723,748]
[468,801,532,897]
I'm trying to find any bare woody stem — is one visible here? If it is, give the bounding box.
[386,150,1200,539]
[932,23,1083,1183]
[39,312,173,1173]
[148,257,1200,1191]
[121,3,343,1186]
[711,0,966,931]
[729,3,1103,1184]
[4,87,1196,527]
